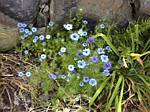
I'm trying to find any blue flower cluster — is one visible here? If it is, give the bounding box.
[48,73,71,81]
[17,71,32,77]
[80,76,97,87]
[17,22,37,40]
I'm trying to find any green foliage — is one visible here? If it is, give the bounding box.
[16,13,150,111]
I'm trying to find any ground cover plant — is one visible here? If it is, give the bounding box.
[14,12,150,112]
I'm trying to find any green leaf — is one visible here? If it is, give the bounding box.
[106,75,123,109]
[117,77,124,112]
[89,77,111,106]
[94,33,120,56]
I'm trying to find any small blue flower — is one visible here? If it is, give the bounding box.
[33,39,38,43]
[103,69,110,76]
[19,28,25,33]
[31,27,37,32]
[40,54,47,60]
[87,37,95,44]
[101,55,109,62]
[28,31,33,35]
[99,23,105,29]
[78,29,87,36]
[48,21,54,27]
[39,35,45,40]
[91,56,99,63]
[83,76,90,83]
[21,34,28,39]
[89,78,97,86]
[76,51,84,58]
[25,71,32,77]
[60,47,66,53]
[105,46,112,51]
[48,73,57,80]
[22,23,27,28]
[17,23,23,28]
[104,61,112,70]
[63,24,73,30]
[70,33,80,41]
[72,69,77,74]
[82,43,88,47]
[24,50,29,55]
[77,60,86,69]
[79,82,84,87]
[82,20,88,24]
[17,72,24,77]
[60,75,66,79]
[17,23,27,28]
[68,65,75,71]
[97,48,105,54]
[24,29,30,34]
[82,48,90,56]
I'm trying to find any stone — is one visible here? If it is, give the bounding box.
[0,24,18,51]
[138,0,150,17]
[0,0,40,24]
[52,0,133,26]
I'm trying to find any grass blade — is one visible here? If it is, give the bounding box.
[89,77,111,106]
[106,75,123,109]
[94,33,120,56]
[117,77,124,112]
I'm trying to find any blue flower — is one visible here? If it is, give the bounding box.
[91,56,99,63]
[24,50,29,55]
[48,21,54,27]
[39,35,45,40]
[104,61,112,70]
[89,78,97,86]
[97,48,105,54]
[78,29,88,36]
[63,24,73,30]
[79,82,84,87]
[28,31,33,35]
[17,23,23,28]
[68,65,75,71]
[25,72,32,77]
[105,46,112,51]
[72,69,77,74]
[24,29,30,34]
[83,76,90,83]
[82,43,88,47]
[99,23,105,29]
[70,33,80,41]
[83,48,90,56]
[77,60,86,69]
[17,72,24,77]
[101,55,109,62]
[21,34,28,39]
[82,20,88,24]
[17,23,27,28]
[48,73,57,80]
[31,27,37,32]
[40,54,46,60]
[87,37,95,44]
[60,47,66,53]
[76,51,84,58]
[103,69,110,76]
[19,28,25,33]
[60,75,66,79]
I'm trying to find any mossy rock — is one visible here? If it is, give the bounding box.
[0,24,18,52]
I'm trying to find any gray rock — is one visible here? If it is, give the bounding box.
[0,0,40,24]
[52,0,133,26]
[138,0,150,17]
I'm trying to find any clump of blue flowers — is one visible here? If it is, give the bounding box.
[17,16,114,96]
